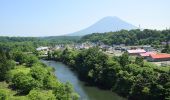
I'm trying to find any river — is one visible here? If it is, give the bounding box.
[42,60,125,100]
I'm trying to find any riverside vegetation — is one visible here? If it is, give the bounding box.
[51,48,170,100]
[0,47,79,100]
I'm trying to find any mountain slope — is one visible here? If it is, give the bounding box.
[68,16,137,36]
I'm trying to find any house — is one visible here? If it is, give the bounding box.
[140,52,156,58]
[36,46,49,55]
[147,53,170,62]
[127,49,146,56]
[36,46,49,51]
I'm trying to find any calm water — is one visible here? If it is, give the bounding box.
[42,60,125,100]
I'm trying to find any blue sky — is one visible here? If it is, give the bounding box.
[0,0,170,36]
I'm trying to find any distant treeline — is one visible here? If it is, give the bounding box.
[81,29,170,46]
[0,36,80,43]
[0,36,81,52]
[40,36,81,42]
[0,37,39,42]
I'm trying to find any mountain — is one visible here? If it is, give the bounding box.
[68,16,137,36]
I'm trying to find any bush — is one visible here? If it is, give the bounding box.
[27,89,56,100]
[12,72,35,94]
[0,60,15,81]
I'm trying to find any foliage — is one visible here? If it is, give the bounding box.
[135,56,144,66]
[5,66,30,82]
[53,82,79,100]
[81,29,170,46]
[0,89,9,100]
[119,52,130,67]
[162,42,170,53]
[0,49,15,81]
[27,89,56,100]
[0,47,79,100]
[53,47,170,100]
[12,72,36,94]
[13,51,39,67]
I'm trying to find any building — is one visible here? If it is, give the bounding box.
[147,53,170,62]
[140,52,156,58]
[127,49,146,56]
[36,46,49,51]
[36,46,49,55]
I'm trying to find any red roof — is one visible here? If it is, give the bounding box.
[150,53,170,59]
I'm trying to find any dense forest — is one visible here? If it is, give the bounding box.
[51,48,170,100]
[40,36,81,43]
[0,36,80,54]
[0,36,80,43]
[0,46,79,99]
[81,29,170,46]
[0,36,80,52]
[1,29,170,49]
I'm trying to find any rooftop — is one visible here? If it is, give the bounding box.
[36,46,49,51]
[150,53,170,59]
[127,49,146,54]
[140,52,156,57]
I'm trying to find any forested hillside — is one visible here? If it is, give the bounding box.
[81,29,170,46]
[0,36,80,52]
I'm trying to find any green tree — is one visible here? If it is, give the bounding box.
[27,89,56,100]
[135,56,144,66]
[101,59,121,88]
[113,70,134,97]
[75,47,108,83]
[119,52,130,67]
[53,82,79,100]
[0,89,9,100]
[26,55,39,67]
[47,51,52,60]
[0,60,15,81]
[12,72,35,94]
[0,49,15,80]
[13,51,27,64]
[162,42,170,53]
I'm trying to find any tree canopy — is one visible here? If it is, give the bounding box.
[52,48,170,100]
[81,29,170,46]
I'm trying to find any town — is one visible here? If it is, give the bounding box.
[37,41,170,67]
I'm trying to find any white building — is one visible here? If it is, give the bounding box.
[36,46,49,55]
[36,46,49,51]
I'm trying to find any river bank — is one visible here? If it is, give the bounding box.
[41,60,125,100]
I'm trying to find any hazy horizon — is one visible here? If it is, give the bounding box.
[0,0,170,36]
